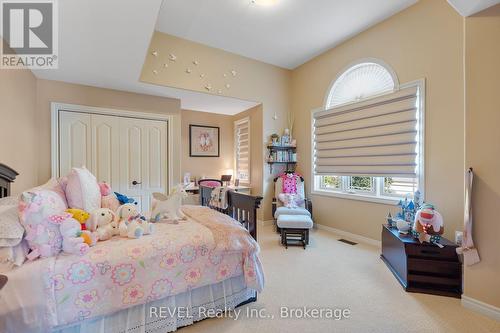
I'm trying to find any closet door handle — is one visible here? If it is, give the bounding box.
[132,181,142,186]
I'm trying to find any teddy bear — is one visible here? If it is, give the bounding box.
[116,203,154,239]
[87,208,119,241]
[59,216,93,255]
[412,203,444,243]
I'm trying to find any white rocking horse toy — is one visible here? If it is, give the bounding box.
[150,184,188,223]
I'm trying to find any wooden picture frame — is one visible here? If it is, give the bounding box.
[189,125,220,157]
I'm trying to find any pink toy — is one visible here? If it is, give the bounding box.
[99,182,121,212]
[280,173,301,194]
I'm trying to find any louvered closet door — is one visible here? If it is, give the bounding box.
[91,115,120,190]
[119,117,167,213]
[59,111,92,176]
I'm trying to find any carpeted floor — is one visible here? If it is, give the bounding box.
[182,225,500,333]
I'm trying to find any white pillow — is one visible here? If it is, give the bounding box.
[0,202,24,247]
[64,167,101,212]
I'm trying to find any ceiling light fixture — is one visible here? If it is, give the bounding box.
[251,0,279,6]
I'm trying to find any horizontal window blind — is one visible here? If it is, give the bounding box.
[313,86,419,177]
[235,118,250,182]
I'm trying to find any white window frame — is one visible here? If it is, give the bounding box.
[234,116,251,185]
[311,72,425,205]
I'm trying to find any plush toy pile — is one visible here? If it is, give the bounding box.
[18,167,156,259]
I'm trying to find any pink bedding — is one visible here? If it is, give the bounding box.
[1,205,264,330]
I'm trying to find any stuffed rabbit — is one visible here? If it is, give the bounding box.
[116,204,154,239]
[88,208,119,241]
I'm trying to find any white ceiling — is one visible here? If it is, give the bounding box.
[156,0,418,69]
[447,0,500,16]
[32,0,258,115]
[28,0,499,115]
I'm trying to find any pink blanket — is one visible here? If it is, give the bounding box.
[30,206,263,328]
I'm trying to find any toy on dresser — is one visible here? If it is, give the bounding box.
[117,203,154,239]
[412,203,444,243]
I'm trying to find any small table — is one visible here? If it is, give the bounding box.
[380,225,462,298]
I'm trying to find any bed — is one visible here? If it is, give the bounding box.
[0,166,264,333]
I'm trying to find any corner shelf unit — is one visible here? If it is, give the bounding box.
[266,145,297,173]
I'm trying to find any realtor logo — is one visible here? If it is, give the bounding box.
[1,0,58,69]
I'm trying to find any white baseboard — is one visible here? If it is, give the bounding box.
[315,224,381,248]
[462,295,500,321]
[258,219,274,227]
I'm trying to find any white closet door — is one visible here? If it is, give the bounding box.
[119,118,167,213]
[59,111,92,176]
[91,115,120,190]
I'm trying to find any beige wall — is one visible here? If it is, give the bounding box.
[232,105,264,219]
[35,79,182,186]
[141,32,291,220]
[291,0,465,241]
[181,109,234,179]
[0,54,37,194]
[464,4,500,308]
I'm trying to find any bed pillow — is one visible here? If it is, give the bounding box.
[0,204,24,247]
[64,167,101,212]
[18,189,67,259]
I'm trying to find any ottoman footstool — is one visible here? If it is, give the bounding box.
[277,215,313,249]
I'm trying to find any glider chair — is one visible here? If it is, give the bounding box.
[272,172,313,249]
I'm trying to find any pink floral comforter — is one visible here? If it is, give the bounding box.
[39,205,264,328]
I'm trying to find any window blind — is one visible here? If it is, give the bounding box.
[235,118,250,182]
[313,86,419,177]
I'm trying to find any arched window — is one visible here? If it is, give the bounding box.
[315,60,422,202]
[325,60,398,108]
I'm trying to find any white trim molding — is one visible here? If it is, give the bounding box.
[50,102,175,192]
[462,295,500,322]
[315,224,381,248]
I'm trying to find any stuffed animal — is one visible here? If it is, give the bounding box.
[116,204,154,239]
[115,192,135,205]
[59,217,92,255]
[88,208,119,241]
[66,208,90,230]
[412,203,444,243]
[64,208,98,246]
[150,185,187,223]
[99,182,121,212]
[278,193,304,208]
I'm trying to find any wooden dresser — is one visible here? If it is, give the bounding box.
[381,225,462,298]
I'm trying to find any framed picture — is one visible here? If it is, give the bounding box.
[189,125,220,157]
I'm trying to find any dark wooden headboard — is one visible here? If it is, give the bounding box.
[200,185,263,241]
[0,164,18,198]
